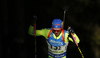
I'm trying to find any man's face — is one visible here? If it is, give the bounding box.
[53,28,62,37]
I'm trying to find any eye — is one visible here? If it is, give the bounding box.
[53,30,61,32]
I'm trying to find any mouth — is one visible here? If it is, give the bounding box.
[55,33,59,36]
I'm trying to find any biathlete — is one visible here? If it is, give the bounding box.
[28,19,80,58]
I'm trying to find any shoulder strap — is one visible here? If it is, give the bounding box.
[62,29,65,42]
[48,28,53,38]
[48,29,65,42]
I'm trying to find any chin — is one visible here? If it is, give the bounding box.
[56,35,59,37]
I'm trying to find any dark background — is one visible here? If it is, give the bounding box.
[1,0,100,58]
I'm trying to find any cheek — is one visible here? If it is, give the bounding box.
[58,32,61,34]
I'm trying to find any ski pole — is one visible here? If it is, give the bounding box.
[62,6,84,58]
[33,15,37,58]
[62,6,68,29]
[71,34,84,58]
[68,26,84,58]
[34,23,36,58]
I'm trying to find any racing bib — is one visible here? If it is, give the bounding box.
[47,41,68,58]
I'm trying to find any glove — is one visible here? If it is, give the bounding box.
[31,15,37,25]
[67,26,74,34]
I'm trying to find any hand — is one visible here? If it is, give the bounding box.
[31,15,37,25]
[67,26,75,34]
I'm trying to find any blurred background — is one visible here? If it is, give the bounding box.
[1,0,100,58]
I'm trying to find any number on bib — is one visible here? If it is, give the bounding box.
[51,45,61,50]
